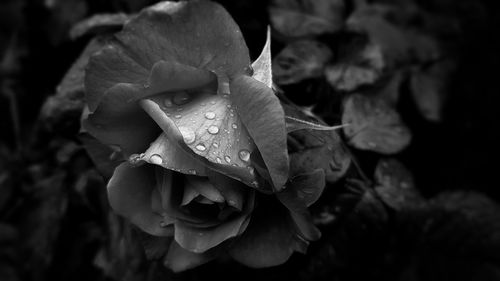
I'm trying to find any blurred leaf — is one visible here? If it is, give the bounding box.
[373,158,421,210]
[45,0,88,45]
[269,0,345,38]
[410,60,456,122]
[70,13,130,40]
[346,3,441,68]
[342,93,412,154]
[288,129,351,184]
[325,43,384,91]
[273,40,332,85]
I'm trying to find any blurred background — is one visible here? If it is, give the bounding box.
[1,0,500,280]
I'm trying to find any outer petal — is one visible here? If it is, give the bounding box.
[107,163,171,236]
[164,240,218,272]
[115,0,250,75]
[173,191,255,253]
[228,204,307,268]
[230,76,289,191]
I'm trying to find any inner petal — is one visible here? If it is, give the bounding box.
[148,90,255,170]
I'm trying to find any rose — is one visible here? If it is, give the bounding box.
[81,0,326,272]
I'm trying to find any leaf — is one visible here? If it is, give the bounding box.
[70,13,130,40]
[373,158,421,210]
[273,40,332,85]
[325,43,384,91]
[269,0,345,38]
[288,129,351,184]
[230,76,289,191]
[410,60,456,122]
[342,93,411,154]
[251,26,273,89]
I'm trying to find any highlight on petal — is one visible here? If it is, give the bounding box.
[230,75,289,191]
[251,27,273,89]
[228,205,308,268]
[164,240,219,272]
[173,191,255,253]
[140,98,258,187]
[115,0,250,76]
[107,163,171,236]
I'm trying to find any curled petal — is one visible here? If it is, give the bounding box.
[107,163,171,236]
[230,76,289,191]
[140,99,257,187]
[207,170,247,211]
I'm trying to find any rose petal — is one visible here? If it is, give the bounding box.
[228,205,308,268]
[83,83,161,157]
[79,132,123,179]
[85,42,149,111]
[146,90,255,171]
[164,240,218,272]
[115,0,250,76]
[173,191,255,253]
[181,183,201,206]
[107,162,171,236]
[140,99,257,187]
[206,170,247,211]
[184,176,225,204]
[230,76,289,191]
[140,132,208,176]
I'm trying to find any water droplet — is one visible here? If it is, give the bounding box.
[205,112,216,120]
[210,100,216,105]
[238,149,250,162]
[174,114,182,119]
[128,153,142,164]
[224,155,231,163]
[195,143,206,151]
[176,107,183,112]
[226,104,232,108]
[213,142,219,148]
[208,125,219,134]
[251,181,259,187]
[163,98,173,107]
[248,166,255,175]
[178,127,196,144]
[232,123,238,129]
[149,154,163,165]
[188,169,197,175]
[172,91,190,105]
[216,157,222,164]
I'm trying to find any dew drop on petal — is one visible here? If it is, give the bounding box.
[172,91,190,105]
[149,154,163,165]
[213,142,219,148]
[188,169,197,175]
[208,125,219,134]
[163,98,173,107]
[196,143,206,151]
[178,127,196,144]
[210,100,216,105]
[205,112,216,120]
[232,123,238,129]
[224,155,231,163]
[174,114,182,119]
[239,149,250,162]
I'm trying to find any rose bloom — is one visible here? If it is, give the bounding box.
[82,0,325,272]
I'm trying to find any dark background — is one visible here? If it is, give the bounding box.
[1,0,500,281]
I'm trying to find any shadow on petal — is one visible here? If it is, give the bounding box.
[107,162,171,236]
[164,240,219,272]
